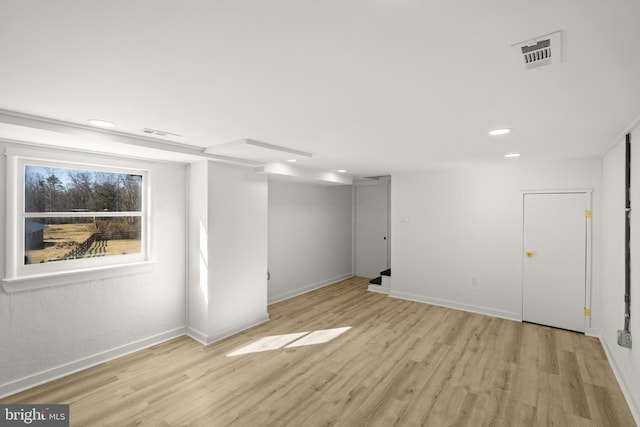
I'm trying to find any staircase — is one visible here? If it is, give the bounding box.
[368,269,391,294]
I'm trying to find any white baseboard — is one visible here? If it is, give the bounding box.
[0,326,186,399]
[585,327,600,337]
[2,314,272,399]
[186,314,270,346]
[597,331,640,426]
[268,273,353,305]
[185,327,209,345]
[367,285,389,295]
[389,290,521,322]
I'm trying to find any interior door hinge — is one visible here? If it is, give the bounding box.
[585,210,592,218]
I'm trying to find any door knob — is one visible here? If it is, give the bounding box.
[526,251,535,258]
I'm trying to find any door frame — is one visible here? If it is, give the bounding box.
[519,189,593,333]
[353,177,391,277]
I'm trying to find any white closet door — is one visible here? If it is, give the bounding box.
[522,192,587,332]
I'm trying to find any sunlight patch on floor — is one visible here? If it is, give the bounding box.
[285,327,352,348]
[227,332,308,356]
[227,327,351,357]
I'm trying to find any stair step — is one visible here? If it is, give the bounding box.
[369,276,382,285]
[381,269,391,277]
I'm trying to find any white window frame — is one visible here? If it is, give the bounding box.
[3,146,155,292]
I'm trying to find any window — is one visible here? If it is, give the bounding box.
[23,164,143,264]
[3,148,153,291]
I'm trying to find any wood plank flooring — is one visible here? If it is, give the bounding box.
[2,277,635,426]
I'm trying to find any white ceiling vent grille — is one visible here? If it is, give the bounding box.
[512,30,562,71]
[139,128,183,138]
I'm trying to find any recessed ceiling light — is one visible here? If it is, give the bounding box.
[505,153,521,158]
[286,159,297,163]
[87,119,116,128]
[337,169,347,173]
[489,128,512,136]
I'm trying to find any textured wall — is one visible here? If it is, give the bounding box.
[0,142,187,395]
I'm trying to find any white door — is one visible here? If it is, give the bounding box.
[355,182,389,278]
[522,192,587,333]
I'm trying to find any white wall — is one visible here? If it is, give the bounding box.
[391,158,599,320]
[187,161,269,344]
[0,142,187,397]
[268,178,353,303]
[208,162,269,337]
[601,129,640,422]
[187,160,208,335]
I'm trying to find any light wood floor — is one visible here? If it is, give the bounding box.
[2,277,635,426]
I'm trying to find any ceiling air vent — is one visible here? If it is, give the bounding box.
[139,128,183,138]
[512,30,562,71]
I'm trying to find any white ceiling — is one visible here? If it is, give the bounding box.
[1,1,640,177]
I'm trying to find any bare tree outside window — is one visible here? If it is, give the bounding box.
[24,165,143,265]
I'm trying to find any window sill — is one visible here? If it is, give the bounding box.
[2,261,156,293]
